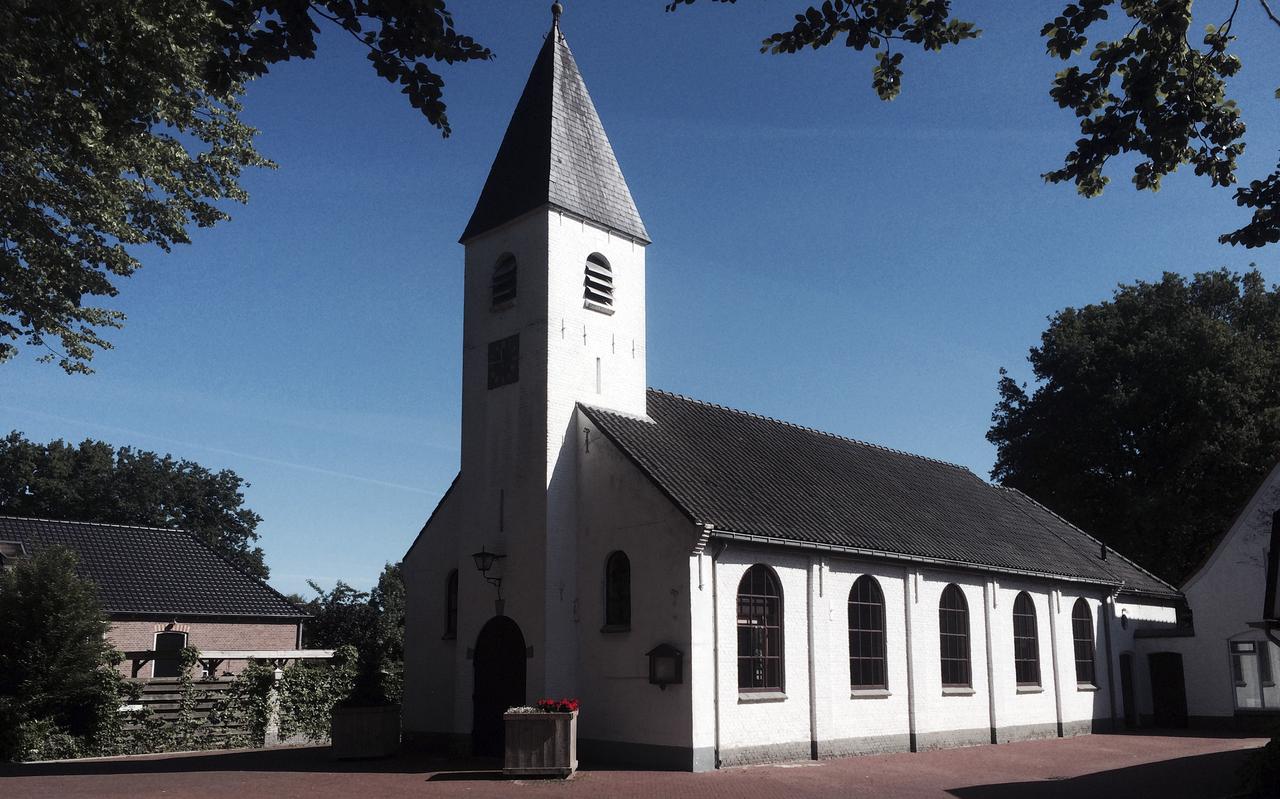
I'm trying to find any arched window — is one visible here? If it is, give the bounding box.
[849,575,887,689]
[737,565,783,692]
[938,584,971,688]
[1072,598,1097,687]
[1012,591,1041,686]
[583,253,614,311]
[444,569,459,639]
[152,630,188,678]
[604,551,631,629]
[491,255,517,307]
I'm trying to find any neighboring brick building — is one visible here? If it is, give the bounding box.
[401,7,1182,772]
[0,516,305,677]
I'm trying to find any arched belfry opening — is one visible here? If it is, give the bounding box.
[471,615,527,756]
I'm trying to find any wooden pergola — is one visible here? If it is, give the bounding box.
[122,648,335,679]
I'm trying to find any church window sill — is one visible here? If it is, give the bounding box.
[491,299,515,313]
[600,624,630,634]
[738,692,787,704]
[1016,685,1044,694]
[850,688,891,699]
[942,687,975,696]
[584,299,615,316]
[1076,683,1100,692]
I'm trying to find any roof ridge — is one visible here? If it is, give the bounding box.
[0,514,189,535]
[645,388,974,473]
[996,486,1179,594]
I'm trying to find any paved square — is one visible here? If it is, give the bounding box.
[0,732,1264,799]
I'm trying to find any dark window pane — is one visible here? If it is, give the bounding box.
[487,334,519,389]
[1071,599,1096,686]
[737,565,783,691]
[605,552,631,626]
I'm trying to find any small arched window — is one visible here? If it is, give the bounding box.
[492,254,517,307]
[849,575,887,689]
[444,569,459,639]
[737,565,783,691]
[583,253,614,311]
[938,584,971,688]
[1012,591,1041,686]
[152,631,188,678]
[1072,598,1097,687]
[604,551,631,629]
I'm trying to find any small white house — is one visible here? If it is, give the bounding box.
[1131,463,1280,728]
[401,10,1182,771]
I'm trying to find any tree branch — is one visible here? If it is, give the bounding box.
[1260,0,1280,28]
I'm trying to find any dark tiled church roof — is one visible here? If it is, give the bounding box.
[581,390,1178,599]
[459,22,649,244]
[0,516,305,618]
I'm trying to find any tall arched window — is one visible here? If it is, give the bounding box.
[1012,591,1041,686]
[1072,598,1097,687]
[583,253,614,311]
[604,551,631,629]
[737,565,783,692]
[938,584,971,688]
[444,569,459,639]
[849,575,887,689]
[491,255,517,307]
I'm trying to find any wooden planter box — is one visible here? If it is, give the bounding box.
[330,703,401,759]
[503,710,578,777]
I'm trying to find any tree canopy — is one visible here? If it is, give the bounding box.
[987,268,1280,583]
[1,0,490,373]
[0,431,268,578]
[667,0,1280,249]
[0,545,125,761]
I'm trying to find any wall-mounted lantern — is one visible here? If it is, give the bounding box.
[471,546,506,606]
[646,644,683,690]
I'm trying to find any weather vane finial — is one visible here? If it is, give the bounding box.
[551,2,563,30]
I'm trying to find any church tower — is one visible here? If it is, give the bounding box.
[455,2,649,708]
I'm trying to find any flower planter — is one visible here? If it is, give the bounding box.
[503,710,578,777]
[330,703,401,759]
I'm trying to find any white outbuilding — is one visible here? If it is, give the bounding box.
[401,9,1182,771]
[1131,463,1280,729]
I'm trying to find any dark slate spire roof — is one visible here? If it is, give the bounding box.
[0,516,306,618]
[580,390,1179,600]
[459,19,649,244]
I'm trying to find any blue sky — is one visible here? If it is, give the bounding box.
[5,2,1279,595]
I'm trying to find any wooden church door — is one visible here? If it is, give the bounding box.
[472,616,526,756]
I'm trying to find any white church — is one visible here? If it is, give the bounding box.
[401,9,1183,771]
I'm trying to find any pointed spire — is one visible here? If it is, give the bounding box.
[459,11,649,244]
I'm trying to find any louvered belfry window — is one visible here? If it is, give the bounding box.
[583,253,613,308]
[492,255,517,307]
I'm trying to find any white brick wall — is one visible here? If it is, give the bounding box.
[1132,464,1280,723]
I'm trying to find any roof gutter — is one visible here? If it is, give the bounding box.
[704,528,1170,596]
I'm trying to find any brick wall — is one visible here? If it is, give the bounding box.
[108,619,299,678]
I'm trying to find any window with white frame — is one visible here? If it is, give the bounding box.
[1232,640,1280,711]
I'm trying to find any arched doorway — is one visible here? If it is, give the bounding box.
[472,615,526,756]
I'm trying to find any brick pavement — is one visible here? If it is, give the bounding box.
[0,731,1265,799]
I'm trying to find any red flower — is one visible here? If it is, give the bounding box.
[535,697,580,713]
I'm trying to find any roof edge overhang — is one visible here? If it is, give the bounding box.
[704,528,1183,603]
[459,203,651,247]
[105,610,307,621]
